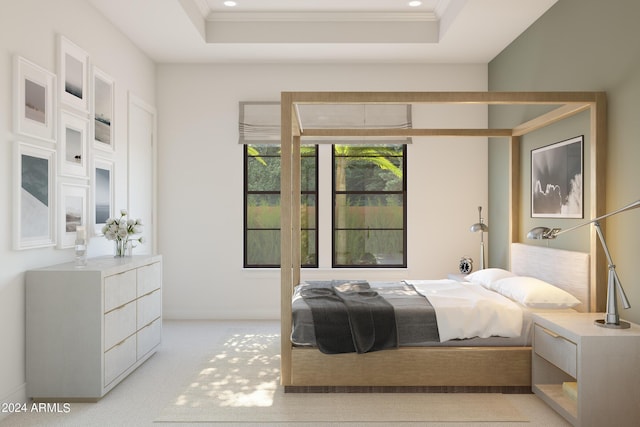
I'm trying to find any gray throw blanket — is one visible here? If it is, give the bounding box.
[299,280,398,354]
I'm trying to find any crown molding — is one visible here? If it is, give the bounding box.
[190,0,211,17]
[207,11,438,23]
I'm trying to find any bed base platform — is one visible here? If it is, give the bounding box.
[285,385,532,393]
[286,346,531,391]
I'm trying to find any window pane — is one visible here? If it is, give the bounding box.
[301,194,317,228]
[335,145,403,191]
[246,195,315,229]
[301,230,317,267]
[248,145,316,192]
[301,156,316,191]
[334,194,404,229]
[334,229,404,266]
[245,229,317,267]
[246,194,280,228]
[247,155,280,192]
[246,229,280,266]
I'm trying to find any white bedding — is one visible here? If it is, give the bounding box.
[404,279,523,342]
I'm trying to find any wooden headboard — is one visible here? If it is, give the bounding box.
[510,243,590,312]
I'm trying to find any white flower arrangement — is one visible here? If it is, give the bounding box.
[102,209,144,256]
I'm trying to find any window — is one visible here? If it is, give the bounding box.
[244,145,318,268]
[333,145,407,267]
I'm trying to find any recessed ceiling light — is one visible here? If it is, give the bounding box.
[224,1,237,7]
[408,1,422,6]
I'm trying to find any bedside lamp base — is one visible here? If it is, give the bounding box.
[594,319,631,329]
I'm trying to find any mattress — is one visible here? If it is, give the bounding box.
[291,280,575,348]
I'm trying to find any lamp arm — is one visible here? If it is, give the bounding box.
[554,199,640,237]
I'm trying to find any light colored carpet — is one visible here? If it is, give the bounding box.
[155,330,527,423]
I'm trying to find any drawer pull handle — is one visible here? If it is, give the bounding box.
[140,289,159,298]
[113,338,127,348]
[105,302,130,314]
[540,326,561,339]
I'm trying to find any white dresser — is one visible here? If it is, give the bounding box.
[26,255,162,401]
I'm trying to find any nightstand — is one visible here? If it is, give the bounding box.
[532,312,640,427]
[447,273,468,281]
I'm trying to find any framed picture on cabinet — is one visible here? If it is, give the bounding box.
[93,156,114,236]
[531,135,584,218]
[58,35,89,113]
[14,56,56,143]
[13,141,56,250]
[92,67,115,151]
[58,182,88,249]
[59,110,89,178]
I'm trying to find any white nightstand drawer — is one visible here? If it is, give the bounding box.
[534,324,577,377]
[137,289,161,329]
[104,301,137,350]
[104,334,136,386]
[104,270,137,312]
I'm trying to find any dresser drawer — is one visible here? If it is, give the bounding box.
[137,262,162,296]
[137,289,161,329]
[104,334,136,386]
[104,270,137,312]
[104,301,137,350]
[534,324,577,377]
[137,318,161,358]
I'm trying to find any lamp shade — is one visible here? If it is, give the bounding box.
[470,222,488,233]
[526,227,560,239]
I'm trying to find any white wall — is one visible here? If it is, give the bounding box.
[156,63,489,319]
[0,0,155,414]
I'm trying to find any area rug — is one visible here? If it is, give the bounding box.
[155,330,527,423]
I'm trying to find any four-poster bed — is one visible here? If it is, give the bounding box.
[279,91,607,391]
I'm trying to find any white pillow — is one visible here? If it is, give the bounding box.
[491,276,581,309]
[464,268,516,288]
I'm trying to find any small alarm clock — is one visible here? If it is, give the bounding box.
[459,256,473,274]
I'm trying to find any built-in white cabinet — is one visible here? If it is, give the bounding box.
[532,312,640,427]
[26,255,162,401]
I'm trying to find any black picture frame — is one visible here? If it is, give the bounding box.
[531,135,584,218]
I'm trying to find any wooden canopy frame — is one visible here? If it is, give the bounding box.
[279,91,607,389]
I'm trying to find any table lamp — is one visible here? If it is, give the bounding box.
[470,206,489,270]
[527,199,640,329]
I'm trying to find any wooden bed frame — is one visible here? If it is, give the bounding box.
[285,243,590,391]
[279,92,607,391]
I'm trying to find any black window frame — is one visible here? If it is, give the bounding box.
[332,144,407,268]
[243,144,318,268]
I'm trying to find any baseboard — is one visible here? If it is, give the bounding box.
[285,385,533,394]
[0,383,27,421]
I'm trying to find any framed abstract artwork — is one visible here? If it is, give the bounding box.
[59,110,89,178]
[531,135,584,218]
[58,182,88,249]
[14,142,56,250]
[92,67,115,151]
[92,156,114,236]
[58,35,89,113]
[14,56,56,143]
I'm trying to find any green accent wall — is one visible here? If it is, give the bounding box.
[489,0,640,323]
